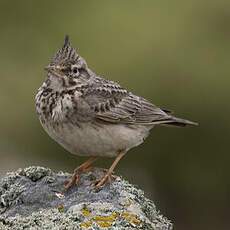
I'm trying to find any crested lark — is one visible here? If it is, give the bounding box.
[35,36,197,189]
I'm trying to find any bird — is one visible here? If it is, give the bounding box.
[35,36,197,189]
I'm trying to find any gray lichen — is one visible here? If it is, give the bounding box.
[0,166,173,229]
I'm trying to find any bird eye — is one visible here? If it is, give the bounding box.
[72,67,79,74]
[71,65,80,77]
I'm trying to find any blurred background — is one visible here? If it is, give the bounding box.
[0,0,229,229]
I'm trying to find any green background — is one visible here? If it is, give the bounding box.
[0,1,229,229]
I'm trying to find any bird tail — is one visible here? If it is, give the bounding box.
[161,116,198,127]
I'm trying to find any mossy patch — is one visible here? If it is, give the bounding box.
[0,166,173,229]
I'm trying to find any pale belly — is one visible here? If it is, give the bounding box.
[41,121,152,157]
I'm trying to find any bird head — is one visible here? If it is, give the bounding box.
[45,35,90,90]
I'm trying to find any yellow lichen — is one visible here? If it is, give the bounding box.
[80,220,92,228]
[121,212,141,225]
[93,212,118,228]
[81,207,91,217]
[80,210,121,228]
[96,221,113,228]
[93,212,118,222]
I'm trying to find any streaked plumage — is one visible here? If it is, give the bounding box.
[35,36,197,188]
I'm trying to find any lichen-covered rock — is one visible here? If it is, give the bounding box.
[0,166,173,229]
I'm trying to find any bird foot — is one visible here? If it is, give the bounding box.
[64,165,94,190]
[64,171,80,190]
[63,157,97,191]
[95,170,117,188]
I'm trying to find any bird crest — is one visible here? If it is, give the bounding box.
[50,35,79,65]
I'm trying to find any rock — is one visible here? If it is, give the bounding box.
[0,166,173,229]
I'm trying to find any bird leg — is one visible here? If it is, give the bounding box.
[64,157,97,190]
[95,150,126,188]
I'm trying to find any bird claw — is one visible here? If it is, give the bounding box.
[64,157,97,191]
[64,166,94,190]
[94,171,117,188]
[64,173,80,190]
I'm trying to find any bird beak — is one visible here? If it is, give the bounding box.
[44,65,55,72]
[44,65,63,78]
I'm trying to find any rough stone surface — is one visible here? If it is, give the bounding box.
[0,166,173,229]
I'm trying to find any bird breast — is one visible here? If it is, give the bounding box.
[42,120,152,158]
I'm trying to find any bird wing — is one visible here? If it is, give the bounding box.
[81,78,174,125]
